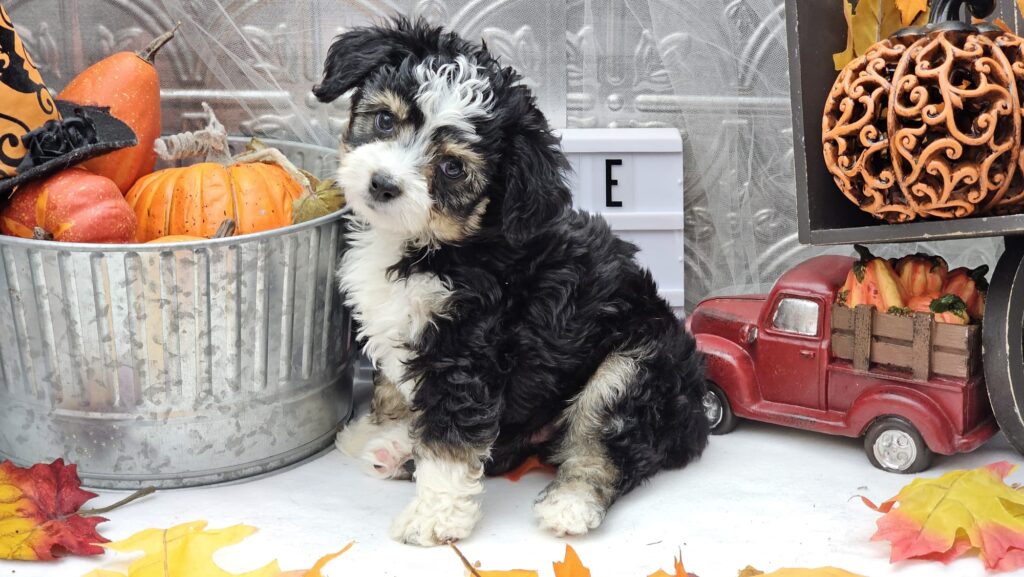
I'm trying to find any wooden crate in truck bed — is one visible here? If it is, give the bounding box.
[831,304,981,381]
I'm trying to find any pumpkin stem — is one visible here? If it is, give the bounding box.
[970,264,990,291]
[32,227,53,241]
[213,219,236,238]
[931,294,967,316]
[154,102,233,165]
[137,23,180,64]
[853,244,875,262]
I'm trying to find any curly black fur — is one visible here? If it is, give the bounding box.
[320,16,710,522]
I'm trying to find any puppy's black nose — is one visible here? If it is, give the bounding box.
[369,172,402,202]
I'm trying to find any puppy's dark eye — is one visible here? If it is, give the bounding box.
[440,157,464,179]
[375,111,396,133]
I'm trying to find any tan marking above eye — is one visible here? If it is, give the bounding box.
[359,89,411,122]
[436,141,485,172]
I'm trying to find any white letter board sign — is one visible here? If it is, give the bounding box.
[556,128,685,314]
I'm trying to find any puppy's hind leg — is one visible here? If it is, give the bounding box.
[533,352,630,536]
[534,342,709,536]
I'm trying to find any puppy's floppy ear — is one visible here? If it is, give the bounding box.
[313,17,424,103]
[500,89,573,245]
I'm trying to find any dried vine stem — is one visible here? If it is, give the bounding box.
[153,102,313,193]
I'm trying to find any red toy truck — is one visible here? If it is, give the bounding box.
[688,255,998,473]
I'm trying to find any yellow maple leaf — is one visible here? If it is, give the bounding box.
[865,461,1024,571]
[894,0,927,25]
[553,545,591,577]
[1018,0,1024,17]
[833,0,904,69]
[83,521,281,577]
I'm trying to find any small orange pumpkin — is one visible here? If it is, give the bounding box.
[942,265,988,322]
[839,244,906,312]
[908,294,970,325]
[0,168,136,243]
[127,161,303,242]
[146,220,236,244]
[893,253,948,298]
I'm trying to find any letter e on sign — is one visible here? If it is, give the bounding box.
[605,158,623,207]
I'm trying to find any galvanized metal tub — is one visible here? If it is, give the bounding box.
[0,139,353,489]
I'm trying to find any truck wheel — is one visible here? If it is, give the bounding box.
[864,417,932,474]
[703,382,737,435]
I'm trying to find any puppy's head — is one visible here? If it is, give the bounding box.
[314,17,571,246]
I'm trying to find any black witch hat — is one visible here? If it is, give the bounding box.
[0,3,136,196]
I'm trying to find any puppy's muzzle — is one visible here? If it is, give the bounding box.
[370,172,402,202]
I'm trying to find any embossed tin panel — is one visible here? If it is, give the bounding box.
[8,0,1007,306]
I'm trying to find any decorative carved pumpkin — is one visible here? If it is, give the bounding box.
[893,252,949,297]
[127,162,303,242]
[0,168,136,243]
[839,244,907,311]
[824,0,1024,222]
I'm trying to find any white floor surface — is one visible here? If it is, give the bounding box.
[6,419,1024,577]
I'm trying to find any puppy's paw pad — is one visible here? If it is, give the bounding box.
[390,496,481,546]
[534,487,605,537]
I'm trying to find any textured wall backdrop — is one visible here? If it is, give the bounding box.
[9,0,1007,310]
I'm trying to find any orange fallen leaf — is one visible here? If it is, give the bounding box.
[1018,0,1024,18]
[553,545,590,577]
[275,542,354,576]
[648,552,689,577]
[504,456,557,482]
[0,459,109,560]
[450,542,539,577]
[865,461,1024,571]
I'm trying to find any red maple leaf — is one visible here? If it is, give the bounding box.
[0,459,109,560]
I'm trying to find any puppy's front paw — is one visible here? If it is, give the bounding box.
[336,414,414,480]
[534,484,606,537]
[390,494,481,546]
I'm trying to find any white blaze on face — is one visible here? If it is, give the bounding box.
[338,55,493,241]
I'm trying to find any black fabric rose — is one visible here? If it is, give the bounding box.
[16,108,99,173]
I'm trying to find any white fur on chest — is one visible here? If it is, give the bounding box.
[339,223,451,398]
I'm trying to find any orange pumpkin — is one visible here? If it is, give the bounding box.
[910,294,970,325]
[839,244,906,312]
[146,220,237,244]
[58,27,175,193]
[942,265,988,322]
[893,253,948,298]
[126,162,303,242]
[0,168,136,243]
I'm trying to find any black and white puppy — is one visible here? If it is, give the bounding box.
[315,17,710,546]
